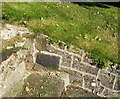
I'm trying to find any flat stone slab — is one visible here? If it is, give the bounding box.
[69,74,83,87]
[82,65,99,76]
[102,89,119,97]
[98,70,115,89]
[17,73,64,97]
[72,63,98,76]
[72,62,85,71]
[36,51,62,69]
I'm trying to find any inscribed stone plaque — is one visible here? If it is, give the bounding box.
[36,51,61,69]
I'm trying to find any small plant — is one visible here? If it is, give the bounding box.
[0,49,5,56]
[95,59,105,69]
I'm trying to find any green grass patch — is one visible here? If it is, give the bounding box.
[2,2,118,68]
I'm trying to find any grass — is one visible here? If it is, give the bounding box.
[2,2,118,68]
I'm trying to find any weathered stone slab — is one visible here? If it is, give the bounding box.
[72,62,85,71]
[69,74,83,87]
[36,51,61,69]
[84,75,97,91]
[61,85,99,97]
[114,75,120,91]
[61,52,72,67]
[102,89,119,97]
[17,73,64,97]
[98,70,115,89]
[94,85,104,95]
[72,56,81,69]
[82,65,99,76]
[72,62,98,76]
[60,66,83,78]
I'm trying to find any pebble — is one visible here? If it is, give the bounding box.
[67,6,69,8]
[91,82,96,87]
[25,86,30,92]
[3,86,6,89]
[74,58,79,61]
[41,86,44,89]
[0,85,2,88]
[6,46,14,49]
[40,17,43,20]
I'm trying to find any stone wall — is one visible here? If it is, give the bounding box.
[36,41,120,97]
[1,24,119,97]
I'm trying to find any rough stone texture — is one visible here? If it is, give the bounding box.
[83,55,94,65]
[58,72,70,91]
[0,49,30,97]
[72,62,98,76]
[61,85,99,97]
[1,24,31,40]
[61,52,72,67]
[3,79,24,97]
[82,65,99,76]
[84,75,97,91]
[72,56,81,69]
[98,70,115,89]
[102,89,119,97]
[0,48,20,63]
[34,36,119,97]
[0,61,26,97]
[114,75,120,90]
[36,51,61,69]
[17,73,64,97]
[95,85,104,95]
[1,24,120,98]
[46,44,57,53]
[69,74,83,87]
[35,35,48,51]
[72,62,85,71]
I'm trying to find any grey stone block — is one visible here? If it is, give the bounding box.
[36,51,62,69]
[72,62,98,76]
[98,70,115,89]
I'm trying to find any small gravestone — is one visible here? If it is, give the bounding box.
[36,51,61,69]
